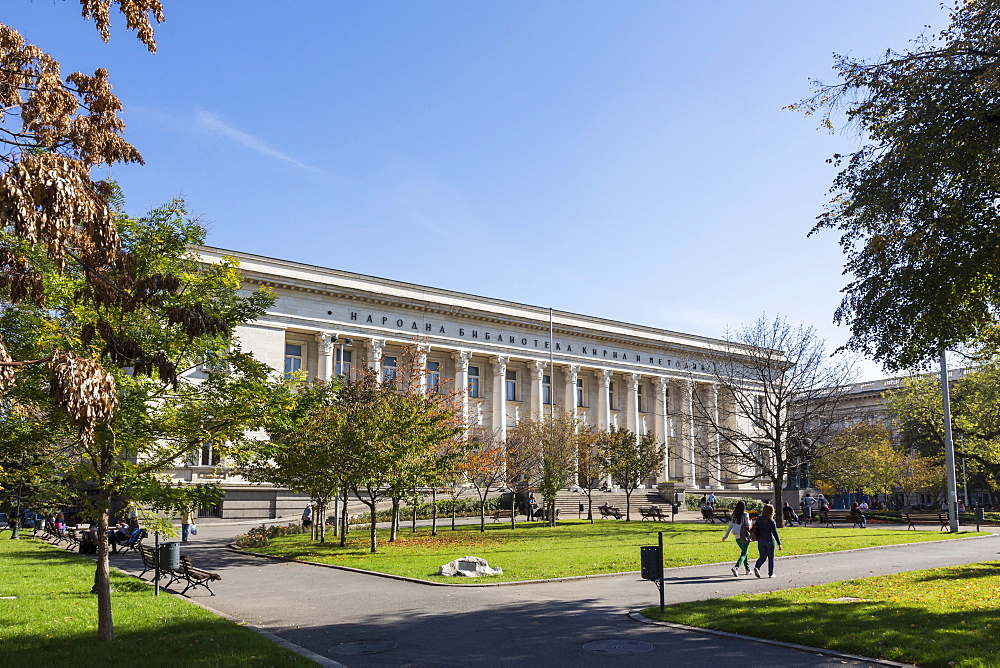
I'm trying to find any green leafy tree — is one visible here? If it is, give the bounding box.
[813,423,902,498]
[598,427,663,521]
[239,380,343,543]
[1,202,275,641]
[337,367,463,553]
[506,411,589,527]
[792,0,1000,369]
[887,365,1000,490]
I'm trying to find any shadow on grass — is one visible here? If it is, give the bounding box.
[3,617,311,667]
[651,578,1000,665]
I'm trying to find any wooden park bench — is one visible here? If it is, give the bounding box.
[490,509,514,522]
[638,506,667,521]
[138,545,160,580]
[175,555,222,596]
[818,509,866,528]
[711,510,732,524]
[904,512,949,531]
[598,505,622,519]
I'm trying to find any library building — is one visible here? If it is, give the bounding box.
[171,246,767,519]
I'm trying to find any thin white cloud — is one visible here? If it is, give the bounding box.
[195,110,321,173]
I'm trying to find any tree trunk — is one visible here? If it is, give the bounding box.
[480,498,486,532]
[510,492,516,529]
[624,489,632,521]
[389,498,400,542]
[587,492,594,523]
[431,488,438,536]
[451,500,457,530]
[549,500,556,527]
[340,489,349,547]
[318,501,326,543]
[368,502,378,553]
[94,504,114,641]
[411,496,417,533]
[773,476,785,528]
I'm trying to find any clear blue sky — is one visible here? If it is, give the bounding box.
[7,1,950,379]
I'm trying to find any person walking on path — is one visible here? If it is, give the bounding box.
[302,504,313,528]
[721,500,752,576]
[752,503,782,578]
[181,507,196,542]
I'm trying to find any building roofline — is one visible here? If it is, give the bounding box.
[195,245,773,358]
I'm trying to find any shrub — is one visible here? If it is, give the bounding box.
[685,496,765,513]
[349,496,506,524]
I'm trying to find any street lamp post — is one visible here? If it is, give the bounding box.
[939,350,960,532]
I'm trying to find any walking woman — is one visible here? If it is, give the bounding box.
[752,503,782,578]
[721,500,752,577]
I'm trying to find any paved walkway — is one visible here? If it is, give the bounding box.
[110,518,1000,667]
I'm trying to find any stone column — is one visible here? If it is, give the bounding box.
[626,373,640,434]
[414,343,430,392]
[452,350,471,435]
[367,338,384,375]
[596,369,612,429]
[564,364,580,414]
[529,360,545,418]
[316,331,335,381]
[679,378,696,485]
[654,377,669,480]
[491,355,509,443]
[706,383,722,488]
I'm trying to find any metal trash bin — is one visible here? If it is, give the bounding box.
[158,541,180,571]
[640,545,663,581]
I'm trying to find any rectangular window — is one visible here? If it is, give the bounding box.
[543,374,551,405]
[638,384,645,413]
[468,366,480,398]
[577,378,586,407]
[198,443,221,467]
[505,370,517,401]
[284,343,303,379]
[609,381,617,410]
[427,361,440,393]
[335,348,352,378]
[383,356,398,384]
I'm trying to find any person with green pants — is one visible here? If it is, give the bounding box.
[721,500,752,576]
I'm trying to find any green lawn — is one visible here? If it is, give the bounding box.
[642,561,1000,667]
[251,519,981,583]
[0,538,315,667]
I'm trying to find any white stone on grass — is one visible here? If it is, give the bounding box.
[438,556,503,577]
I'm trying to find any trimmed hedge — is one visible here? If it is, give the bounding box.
[349,495,507,524]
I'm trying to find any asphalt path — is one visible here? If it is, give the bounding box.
[108,518,1000,667]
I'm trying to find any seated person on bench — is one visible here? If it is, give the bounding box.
[782,502,800,525]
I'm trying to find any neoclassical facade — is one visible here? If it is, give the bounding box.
[174,246,769,516]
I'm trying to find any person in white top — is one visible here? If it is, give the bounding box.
[721,500,753,577]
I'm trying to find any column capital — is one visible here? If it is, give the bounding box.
[678,377,694,395]
[491,355,509,373]
[369,338,385,355]
[626,372,639,391]
[529,359,545,381]
[316,331,336,356]
[451,349,472,371]
[655,376,668,397]
[416,342,431,354]
[596,368,612,388]
[565,364,580,382]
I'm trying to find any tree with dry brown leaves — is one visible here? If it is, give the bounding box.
[0,2,164,446]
